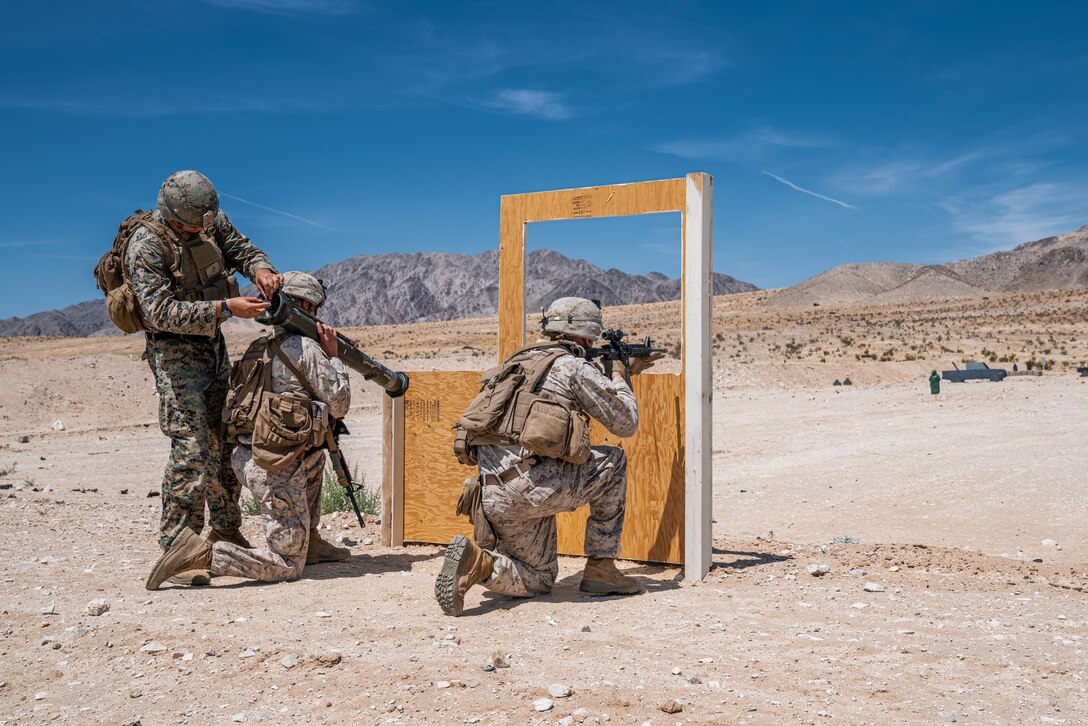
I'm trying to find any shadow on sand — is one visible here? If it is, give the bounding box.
[711,546,792,572]
[206,551,436,589]
[463,561,682,616]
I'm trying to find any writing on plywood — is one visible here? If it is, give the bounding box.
[571,194,592,217]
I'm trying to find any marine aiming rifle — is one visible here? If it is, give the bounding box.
[585,329,667,385]
[257,290,410,526]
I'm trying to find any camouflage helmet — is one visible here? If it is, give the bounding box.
[157,170,219,229]
[541,297,602,341]
[282,271,326,307]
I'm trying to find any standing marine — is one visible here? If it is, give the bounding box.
[435,297,658,616]
[124,170,283,582]
[146,272,351,589]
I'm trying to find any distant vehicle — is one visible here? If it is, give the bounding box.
[942,361,1007,383]
[1078,366,1088,377]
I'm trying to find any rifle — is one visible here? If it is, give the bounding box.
[326,418,367,528]
[584,329,667,385]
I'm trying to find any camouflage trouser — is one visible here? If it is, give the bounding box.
[481,445,627,597]
[145,334,241,550]
[209,445,325,582]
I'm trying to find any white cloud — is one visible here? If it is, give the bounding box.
[762,171,857,210]
[485,90,572,120]
[943,182,1088,249]
[834,151,984,196]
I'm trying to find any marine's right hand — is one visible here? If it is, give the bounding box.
[316,322,339,357]
[226,296,271,319]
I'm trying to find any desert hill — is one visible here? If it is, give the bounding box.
[762,223,1088,306]
[0,249,756,337]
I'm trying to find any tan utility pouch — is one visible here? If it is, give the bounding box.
[455,476,496,550]
[105,283,145,334]
[519,398,571,459]
[251,391,314,472]
[519,397,591,464]
[452,428,477,466]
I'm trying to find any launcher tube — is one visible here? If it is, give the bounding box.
[257,291,409,398]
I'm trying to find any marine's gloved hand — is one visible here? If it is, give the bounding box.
[629,351,666,375]
[604,358,629,381]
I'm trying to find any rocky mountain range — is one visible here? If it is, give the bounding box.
[761,224,1088,306]
[0,249,757,337]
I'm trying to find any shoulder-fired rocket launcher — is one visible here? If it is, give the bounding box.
[256,290,409,398]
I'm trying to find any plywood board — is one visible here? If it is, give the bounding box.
[399,370,685,564]
[556,372,685,563]
[400,372,480,544]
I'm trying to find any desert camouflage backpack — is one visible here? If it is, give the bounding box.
[452,342,590,466]
[224,335,329,473]
[93,210,178,334]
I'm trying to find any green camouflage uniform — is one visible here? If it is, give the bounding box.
[124,210,276,550]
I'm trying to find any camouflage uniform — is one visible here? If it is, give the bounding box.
[476,351,638,597]
[125,210,276,550]
[212,333,351,581]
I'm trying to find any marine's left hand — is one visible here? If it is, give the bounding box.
[254,268,284,298]
[629,351,666,375]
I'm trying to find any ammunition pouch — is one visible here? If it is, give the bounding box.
[223,335,330,469]
[509,391,590,464]
[251,391,316,473]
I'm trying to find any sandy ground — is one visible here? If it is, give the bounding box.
[0,295,1086,724]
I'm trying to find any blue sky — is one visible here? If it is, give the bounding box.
[1,0,1086,318]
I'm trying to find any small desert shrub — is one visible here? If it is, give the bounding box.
[322,466,381,516]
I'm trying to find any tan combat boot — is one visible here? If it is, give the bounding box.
[579,557,641,595]
[207,527,252,549]
[146,528,213,590]
[435,535,493,617]
[306,529,351,565]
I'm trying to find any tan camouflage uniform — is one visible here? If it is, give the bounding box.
[211,333,351,581]
[125,210,276,550]
[477,350,638,597]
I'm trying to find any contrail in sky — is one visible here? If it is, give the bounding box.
[761,171,857,209]
[220,192,337,231]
